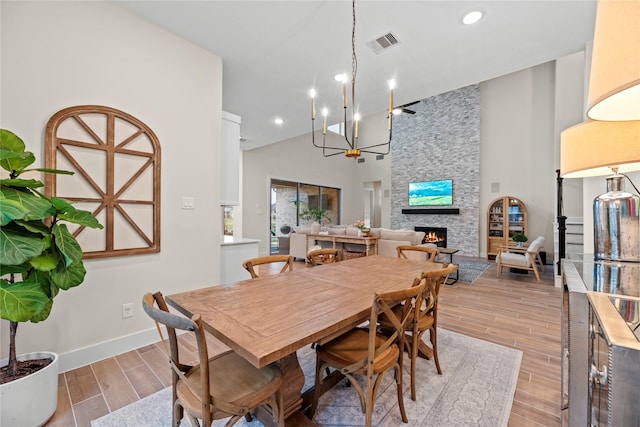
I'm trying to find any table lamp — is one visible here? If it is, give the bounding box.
[587,0,640,121]
[560,119,640,261]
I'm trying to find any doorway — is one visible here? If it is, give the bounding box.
[363,181,382,228]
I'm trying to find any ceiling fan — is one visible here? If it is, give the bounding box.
[393,100,420,115]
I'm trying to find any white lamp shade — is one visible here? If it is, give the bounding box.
[587,0,640,121]
[560,119,640,178]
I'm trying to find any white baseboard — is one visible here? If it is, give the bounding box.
[58,328,160,373]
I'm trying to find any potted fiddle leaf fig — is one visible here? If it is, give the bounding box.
[0,129,103,426]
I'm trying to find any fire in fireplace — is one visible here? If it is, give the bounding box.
[414,226,447,248]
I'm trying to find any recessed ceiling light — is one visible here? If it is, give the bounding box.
[462,10,483,25]
[274,118,284,125]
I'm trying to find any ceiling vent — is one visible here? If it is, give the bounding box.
[367,32,400,54]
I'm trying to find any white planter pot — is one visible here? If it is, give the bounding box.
[1,351,59,427]
[311,221,321,234]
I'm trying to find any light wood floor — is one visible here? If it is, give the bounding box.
[45,257,563,427]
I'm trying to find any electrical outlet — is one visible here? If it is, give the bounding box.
[122,303,133,319]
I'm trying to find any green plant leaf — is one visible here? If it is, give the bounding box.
[0,197,28,225]
[59,209,104,229]
[0,148,22,160]
[30,168,74,175]
[29,298,53,323]
[0,224,47,266]
[27,270,58,298]
[51,196,75,213]
[14,219,50,236]
[0,278,51,323]
[49,258,86,290]
[1,186,55,220]
[0,178,44,188]
[0,129,36,173]
[53,223,82,267]
[0,263,29,276]
[29,251,59,272]
[0,129,26,153]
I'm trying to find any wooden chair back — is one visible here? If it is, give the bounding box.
[242,255,294,278]
[142,292,212,426]
[307,248,340,266]
[142,292,285,426]
[397,245,440,262]
[312,280,425,427]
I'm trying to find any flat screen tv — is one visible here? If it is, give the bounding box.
[408,179,453,206]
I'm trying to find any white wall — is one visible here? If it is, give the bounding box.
[1,1,223,371]
[479,62,558,257]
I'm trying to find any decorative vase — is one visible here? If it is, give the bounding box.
[311,221,321,234]
[594,174,640,261]
[515,241,524,247]
[357,229,362,237]
[1,351,59,427]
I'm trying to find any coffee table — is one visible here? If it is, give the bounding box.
[439,248,459,284]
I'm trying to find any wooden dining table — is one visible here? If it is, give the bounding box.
[166,255,450,425]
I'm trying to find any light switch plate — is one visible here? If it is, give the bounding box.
[182,196,195,209]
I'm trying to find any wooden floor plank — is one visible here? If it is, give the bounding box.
[92,358,139,411]
[65,365,101,405]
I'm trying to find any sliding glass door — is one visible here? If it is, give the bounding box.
[270,179,341,254]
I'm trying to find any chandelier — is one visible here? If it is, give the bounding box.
[310,0,395,159]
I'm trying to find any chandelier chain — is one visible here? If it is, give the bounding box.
[351,0,357,100]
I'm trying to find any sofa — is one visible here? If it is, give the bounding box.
[289,225,432,261]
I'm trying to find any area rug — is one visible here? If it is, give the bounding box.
[92,329,521,427]
[456,259,491,284]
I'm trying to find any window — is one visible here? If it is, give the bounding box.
[270,179,341,254]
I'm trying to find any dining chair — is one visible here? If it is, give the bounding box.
[307,248,340,266]
[142,292,285,427]
[396,245,440,262]
[242,254,294,279]
[310,282,426,427]
[378,263,457,401]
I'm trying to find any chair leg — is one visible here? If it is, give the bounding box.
[365,371,375,427]
[531,263,541,283]
[173,400,183,427]
[394,364,409,423]
[431,327,442,375]
[410,334,418,401]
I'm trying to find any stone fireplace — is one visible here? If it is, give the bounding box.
[415,226,447,248]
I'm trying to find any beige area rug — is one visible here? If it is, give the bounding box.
[92,329,521,427]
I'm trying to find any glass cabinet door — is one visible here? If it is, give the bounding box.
[507,198,525,238]
[488,200,504,238]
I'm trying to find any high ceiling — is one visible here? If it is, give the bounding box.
[115,1,597,150]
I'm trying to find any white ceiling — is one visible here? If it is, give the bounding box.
[115,1,597,150]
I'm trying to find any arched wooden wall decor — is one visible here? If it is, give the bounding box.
[45,105,161,259]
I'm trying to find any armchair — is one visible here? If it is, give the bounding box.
[496,237,545,283]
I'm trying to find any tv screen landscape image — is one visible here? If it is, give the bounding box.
[409,179,453,206]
